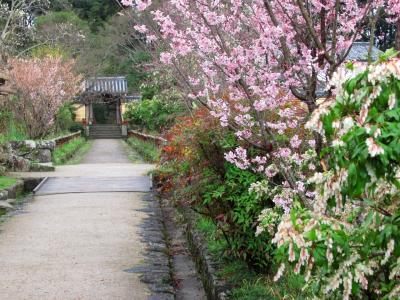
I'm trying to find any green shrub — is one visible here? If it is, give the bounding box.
[126,137,160,163]
[0,115,28,143]
[124,97,184,133]
[55,103,76,132]
[69,122,84,133]
[157,108,277,269]
[272,51,400,299]
[201,164,274,269]
[0,109,11,135]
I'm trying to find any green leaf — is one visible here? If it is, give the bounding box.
[377,48,399,63]
[304,229,317,241]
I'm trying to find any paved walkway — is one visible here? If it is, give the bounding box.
[0,139,155,299]
[83,139,132,164]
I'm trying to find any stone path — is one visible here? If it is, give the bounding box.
[0,139,157,299]
[82,139,132,164]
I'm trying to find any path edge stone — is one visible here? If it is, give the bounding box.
[0,177,44,210]
[180,207,230,300]
[135,192,176,300]
[153,185,230,300]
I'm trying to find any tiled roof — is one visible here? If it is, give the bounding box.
[85,76,128,94]
[345,42,382,61]
[316,42,383,97]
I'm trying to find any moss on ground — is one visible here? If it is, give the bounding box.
[0,176,17,190]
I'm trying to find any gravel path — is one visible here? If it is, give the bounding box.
[0,139,156,299]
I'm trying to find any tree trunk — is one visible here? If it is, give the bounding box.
[395,19,400,51]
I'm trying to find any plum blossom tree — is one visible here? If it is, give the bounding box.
[8,56,82,138]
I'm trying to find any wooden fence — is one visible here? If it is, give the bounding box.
[53,131,82,147]
[127,130,167,147]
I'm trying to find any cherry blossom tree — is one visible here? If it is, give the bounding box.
[125,0,398,210]
[8,56,82,138]
[122,1,400,298]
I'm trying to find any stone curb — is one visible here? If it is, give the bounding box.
[30,163,55,172]
[33,177,49,194]
[5,180,24,199]
[0,178,44,208]
[180,207,230,300]
[0,190,8,201]
[153,179,229,300]
[131,193,175,300]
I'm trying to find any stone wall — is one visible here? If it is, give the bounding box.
[0,140,55,172]
[0,132,82,172]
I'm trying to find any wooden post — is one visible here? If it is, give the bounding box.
[116,99,121,125]
[395,19,400,52]
[89,102,94,124]
[85,103,89,122]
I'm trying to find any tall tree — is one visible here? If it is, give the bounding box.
[51,0,120,31]
[77,13,150,91]
[0,0,48,59]
[33,11,90,58]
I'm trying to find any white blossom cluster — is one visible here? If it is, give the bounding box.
[273,57,400,299]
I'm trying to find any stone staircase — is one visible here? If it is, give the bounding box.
[88,125,123,139]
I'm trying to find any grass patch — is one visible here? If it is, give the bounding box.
[195,216,308,300]
[0,121,28,144]
[53,137,89,165]
[126,137,161,163]
[0,176,17,190]
[123,141,144,163]
[195,217,228,258]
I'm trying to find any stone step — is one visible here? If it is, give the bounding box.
[90,128,121,130]
[89,134,123,136]
[90,127,121,129]
[90,129,122,132]
[90,130,122,133]
[90,133,122,136]
[88,133,123,136]
[90,129,121,131]
[90,126,121,129]
[89,125,121,128]
[88,125,123,139]
[88,138,123,140]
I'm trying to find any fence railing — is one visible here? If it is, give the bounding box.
[127,130,167,147]
[53,131,82,147]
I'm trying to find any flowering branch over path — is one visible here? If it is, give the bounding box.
[127,0,398,209]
